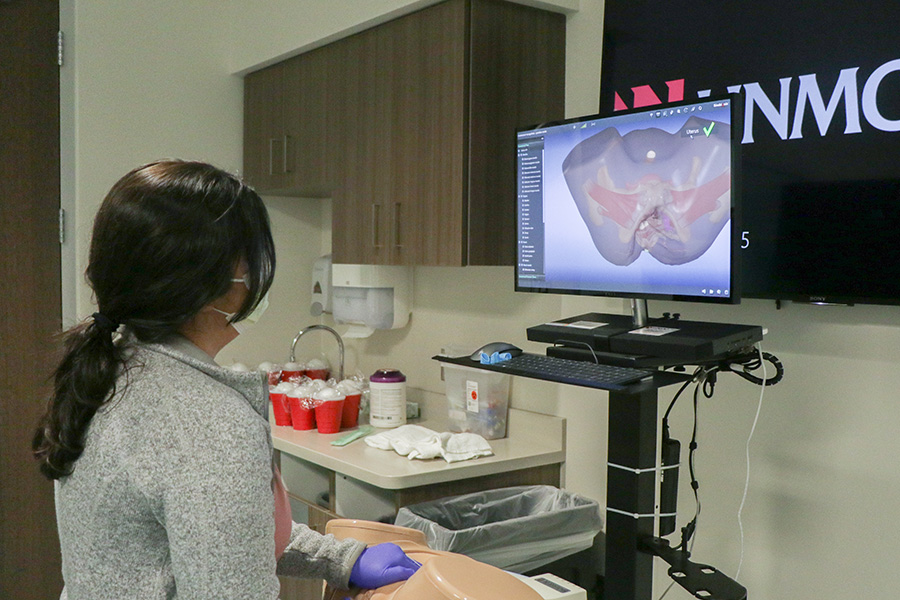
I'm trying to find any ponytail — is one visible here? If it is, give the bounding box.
[33,315,125,480]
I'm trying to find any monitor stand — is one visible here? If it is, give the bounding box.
[631,298,649,328]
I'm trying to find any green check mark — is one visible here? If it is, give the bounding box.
[703,122,715,137]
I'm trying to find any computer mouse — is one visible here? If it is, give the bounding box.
[470,342,523,361]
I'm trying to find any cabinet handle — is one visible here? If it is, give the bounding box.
[282,135,291,174]
[372,204,382,249]
[393,202,403,249]
[267,138,277,176]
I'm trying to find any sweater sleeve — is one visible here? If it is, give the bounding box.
[276,522,366,588]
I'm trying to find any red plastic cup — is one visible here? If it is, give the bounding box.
[315,399,345,434]
[258,362,283,386]
[305,368,330,381]
[269,391,292,427]
[288,396,316,430]
[282,370,304,383]
[281,362,305,383]
[341,393,362,429]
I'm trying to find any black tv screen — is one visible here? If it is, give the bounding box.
[600,0,900,305]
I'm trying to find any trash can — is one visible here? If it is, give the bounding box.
[394,485,603,573]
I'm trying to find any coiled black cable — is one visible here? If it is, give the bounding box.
[716,350,784,387]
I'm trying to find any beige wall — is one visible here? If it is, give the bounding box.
[64,1,900,599]
[62,0,244,317]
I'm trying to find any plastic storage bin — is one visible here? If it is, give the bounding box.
[394,485,603,573]
[443,363,510,439]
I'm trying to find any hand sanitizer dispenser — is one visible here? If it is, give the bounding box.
[331,264,412,338]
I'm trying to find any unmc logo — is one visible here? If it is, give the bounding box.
[614,58,900,143]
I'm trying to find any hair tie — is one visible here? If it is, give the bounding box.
[92,312,120,333]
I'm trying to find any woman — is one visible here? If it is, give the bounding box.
[33,160,418,599]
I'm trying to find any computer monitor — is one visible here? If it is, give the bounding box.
[516,94,742,317]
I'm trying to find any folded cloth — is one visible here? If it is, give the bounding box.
[364,425,493,463]
[364,425,442,458]
[440,431,494,463]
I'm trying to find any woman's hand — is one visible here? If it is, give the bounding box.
[348,543,421,589]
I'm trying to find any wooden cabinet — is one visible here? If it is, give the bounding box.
[243,46,333,197]
[330,0,469,266]
[244,0,565,265]
[244,62,285,192]
[330,0,565,266]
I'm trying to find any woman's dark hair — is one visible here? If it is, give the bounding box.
[33,159,275,479]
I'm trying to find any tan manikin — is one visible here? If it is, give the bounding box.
[323,519,544,600]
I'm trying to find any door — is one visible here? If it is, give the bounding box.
[0,0,64,598]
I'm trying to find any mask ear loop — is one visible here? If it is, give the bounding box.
[208,278,246,322]
[210,307,236,321]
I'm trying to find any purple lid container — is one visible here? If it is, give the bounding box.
[370,368,406,383]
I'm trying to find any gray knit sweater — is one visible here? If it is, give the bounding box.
[55,334,365,599]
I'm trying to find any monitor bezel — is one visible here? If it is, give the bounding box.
[514,92,744,305]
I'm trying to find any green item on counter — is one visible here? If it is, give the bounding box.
[331,425,374,447]
[406,401,420,420]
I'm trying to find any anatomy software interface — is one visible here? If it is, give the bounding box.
[517,98,735,300]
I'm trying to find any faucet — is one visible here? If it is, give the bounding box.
[289,324,344,382]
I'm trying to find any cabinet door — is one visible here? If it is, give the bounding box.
[332,0,466,266]
[388,0,467,266]
[330,25,398,264]
[282,46,333,197]
[466,0,566,265]
[243,62,288,192]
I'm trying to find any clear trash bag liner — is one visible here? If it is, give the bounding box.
[394,485,603,573]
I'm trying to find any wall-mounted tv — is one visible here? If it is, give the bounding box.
[600,0,900,306]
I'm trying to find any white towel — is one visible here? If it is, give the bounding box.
[440,432,494,463]
[364,425,493,463]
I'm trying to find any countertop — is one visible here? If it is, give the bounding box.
[271,389,566,490]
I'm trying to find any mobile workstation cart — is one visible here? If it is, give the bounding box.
[434,353,747,600]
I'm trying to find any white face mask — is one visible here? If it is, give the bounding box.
[212,277,269,335]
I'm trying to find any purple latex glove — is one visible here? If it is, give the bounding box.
[348,543,421,589]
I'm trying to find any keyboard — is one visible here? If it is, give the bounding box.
[491,353,657,389]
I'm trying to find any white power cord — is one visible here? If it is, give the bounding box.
[734,343,766,580]
[656,344,770,599]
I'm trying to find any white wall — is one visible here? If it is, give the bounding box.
[66,1,900,599]
[62,0,245,320]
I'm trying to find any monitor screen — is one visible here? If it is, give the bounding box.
[599,0,900,305]
[516,95,741,304]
